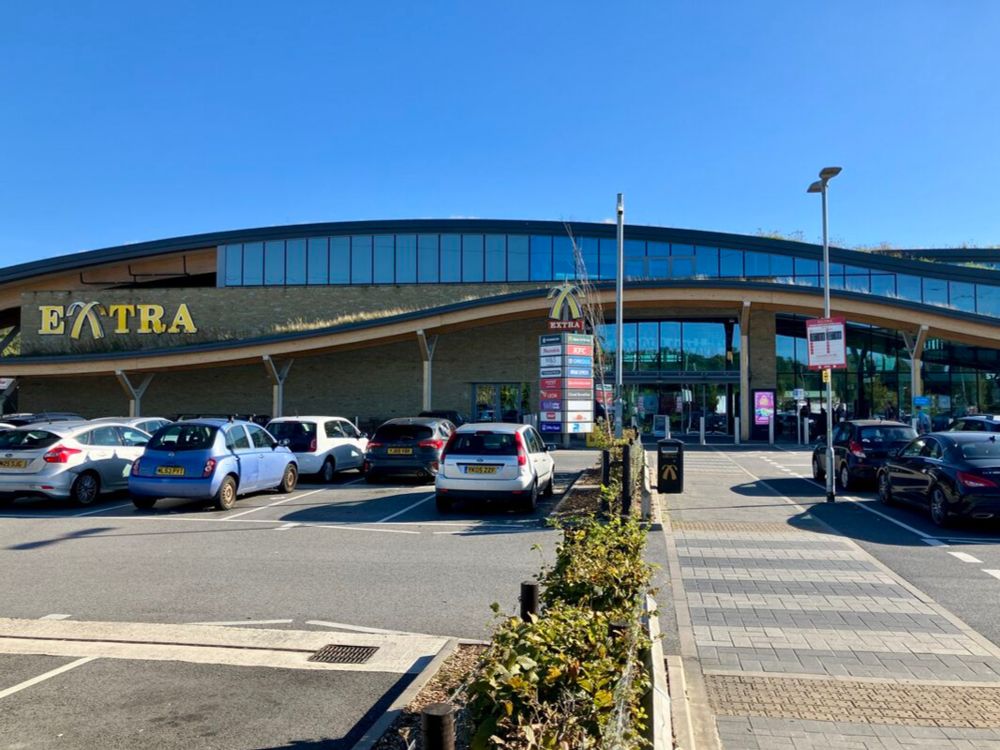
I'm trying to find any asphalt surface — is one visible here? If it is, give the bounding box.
[0,449,596,749]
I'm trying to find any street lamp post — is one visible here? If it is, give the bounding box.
[614,193,624,438]
[808,167,842,503]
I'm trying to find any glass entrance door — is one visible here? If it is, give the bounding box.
[623,383,737,436]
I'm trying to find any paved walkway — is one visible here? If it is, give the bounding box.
[652,446,1000,750]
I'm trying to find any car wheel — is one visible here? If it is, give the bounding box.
[877,472,894,506]
[70,472,100,506]
[435,494,452,513]
[280,464,298,493]
[837,463,852,492]
[320,458,336,484]
[214,476,238,511]
[543,474,555,498]
[812,455,825,481]
[132,496,157,510]
[930,486,951,528]
[519,480,538,513]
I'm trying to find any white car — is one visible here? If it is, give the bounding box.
[435,423,555,512]
[265,416,368,482]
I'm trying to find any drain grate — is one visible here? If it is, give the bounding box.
[308,644,379,664]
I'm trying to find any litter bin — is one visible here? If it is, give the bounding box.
[657,438,684,494]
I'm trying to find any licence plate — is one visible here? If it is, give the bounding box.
[0,459,28,469]
[156,466,185,476]
[387,448,413,456]
[465,465,498,475]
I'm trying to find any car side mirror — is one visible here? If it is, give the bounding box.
[278,438,290,447]
[545,443,556,452]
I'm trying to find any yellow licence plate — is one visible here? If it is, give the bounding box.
[387,448,412,456]
[0,459,28,469]
[465,465,498,475]
[156,466,185,476]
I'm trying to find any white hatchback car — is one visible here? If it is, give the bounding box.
[435,423,555,512]
[265,416,368,482]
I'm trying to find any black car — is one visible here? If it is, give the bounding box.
[364,417,455,483]
[946,416,1000,433]
[812,419,916,490]
[877,432,1000,527]
[417,410,466,427]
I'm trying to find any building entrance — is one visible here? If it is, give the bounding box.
[623,382,738,436]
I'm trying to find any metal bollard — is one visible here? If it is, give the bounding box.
[421,702,456,750]
[768,415,774,446]
[734,417,740,445]
[699,416,706,446]
[601,449,611,486]
[520,581,539,620]
[622,442,633,516]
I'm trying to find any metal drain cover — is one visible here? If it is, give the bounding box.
[308,644,379,664]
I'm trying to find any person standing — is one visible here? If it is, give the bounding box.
[916,405,931,435]
[885,401,897,421]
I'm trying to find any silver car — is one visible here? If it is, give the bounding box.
[0,421,151,506]
[89,416,173,435]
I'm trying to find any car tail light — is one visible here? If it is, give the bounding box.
[309,438,317,452]
[43,445,82,464]
[131,459,141,476]
[419,439,445,450]
[203,458,217,477]
[848,440,866,458]
[440,432,458,460]
[367,442,383,450]
[514,431,528,466]
[958,471,998,489]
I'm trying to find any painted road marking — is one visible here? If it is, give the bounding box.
[90,514,421,534]
[39,614,72,620]
[922,538,949,547]
[276,523,299,530]
[983,570,1000,581]
[949,551,983,563]
[376,493,436,523]
[222,489,327,520]
[0,656,96,700]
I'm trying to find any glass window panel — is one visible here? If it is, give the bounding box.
[306,238,328,285]
[440,235,461,282]
[776,335,796,369]
[795,257,819,276]
[507,235,529,281]
[646,241,668,278]
[624,239,645,279]
[330,237,350,284]
[623,322,638,372]
[659,322,681,370]
[418,234,439,283]
[351,235,373,284]
[264,240,285,285]
[744,251,771,277]
[462,234,484,282]
[669,255,695,278]
[771,254,794,278]
[694,246,719,277]
[530,235,552,281]
[671,243,694,256]
[396,234,417,283]
[870,273,894,297]
[286,239,306,285]
[599,238,617,280]
[553,236,576,280]
[829,262,845,290]
[683,322,726,370]
[374,235,394,283]
[638,321,658,370]
[923,277,948,306]
[976,284,1000,317]
[485,235,506,281]
[949,280,974,312]
[844,265,869,293]
[597,323,615,371]
[223,244,242,286]
[896,274,920,302]
[242,241,263,286]
[720,249,743,277]
[577,237,600,279]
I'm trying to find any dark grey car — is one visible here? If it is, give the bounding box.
[364,417,454,483]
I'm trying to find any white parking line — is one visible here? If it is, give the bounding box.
[983,570,1000,581]
[376,493,436,524]
[922,538,949,547]
[0,656,96,700]
[40,614,71,620]
[222,489,326,520]
[276,523,299,531]
[948,551,983,564]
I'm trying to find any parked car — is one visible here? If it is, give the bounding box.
[418,410,466,427]
[946,415,1000,433]
[0,421,151,505]
[435,423,555,512]
[1,412,85,426]
[812,419,916,490]
[876,432,1000,527]
[364,417,454,483]
[128,419,297,510]
[265,416,368,482]
[172,413,271,427]
[89,416,173,436]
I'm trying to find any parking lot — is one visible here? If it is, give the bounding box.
[0,451,594,749]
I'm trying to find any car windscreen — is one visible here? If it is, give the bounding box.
[0,429,60,450]
[147,424,218,451]
[959,440,1000,459]
[373,424,433,442]
[860,426,915,443]
[446,432,518,456]
[267,421,316,451]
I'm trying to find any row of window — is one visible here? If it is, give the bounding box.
[217,233,1000,318]
[594,321,739,372]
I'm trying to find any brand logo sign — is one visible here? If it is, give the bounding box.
[37,302,198,339]
[546,283,585,332]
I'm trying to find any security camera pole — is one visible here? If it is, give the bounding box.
[614,193,624,438]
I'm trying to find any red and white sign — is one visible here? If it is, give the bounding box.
[806,317,847,370]
[548,319,585,331]
[539,389,562,400]
[565,378,593,390]
[565,344,593,357]
[543,411,562,421]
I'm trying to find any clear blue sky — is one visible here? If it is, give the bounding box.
[2,1,998,266]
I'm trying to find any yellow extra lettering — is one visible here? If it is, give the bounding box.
[167,303,197,334]
[38,305,65,335]
[137,304,166,334]
[108,304,135,334]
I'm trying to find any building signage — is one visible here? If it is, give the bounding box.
[540,422,563,433]
[565,344,593,357]
[546,283,586,332]
[539,389,562,400]
[565,356,592,367]
[540,400,562,410]
[565,389,592,399]
[37,302,198,339]
[805,317,847,370]
[538,332,595,434]
[566,366,593,378]
[539,345,563,356]
[540,367,564,377]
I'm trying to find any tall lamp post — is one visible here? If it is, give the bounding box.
[807,166,842,503]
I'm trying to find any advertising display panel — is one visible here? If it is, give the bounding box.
[538,329,595,434]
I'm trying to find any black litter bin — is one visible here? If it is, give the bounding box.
[657,438,684,494]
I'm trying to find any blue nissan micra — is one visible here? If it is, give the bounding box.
[128,419,298,510]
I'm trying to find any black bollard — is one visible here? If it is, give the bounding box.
[520,581,539,620]
[421,702,456,750]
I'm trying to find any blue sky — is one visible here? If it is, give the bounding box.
[1,1,998,265]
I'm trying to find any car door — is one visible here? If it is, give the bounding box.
[324,420,351,468]
[915,437,945,505]
[339,420,367,468]
[81,425,128,491]
[116,427,150,489]
[831,423,851,470]
[224,425,258,492]
[248,424,283,489]
[892,438,927,502]
[528,428,553,486]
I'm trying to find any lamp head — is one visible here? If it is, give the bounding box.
[819,166,842,181]
[807,181,824,194]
